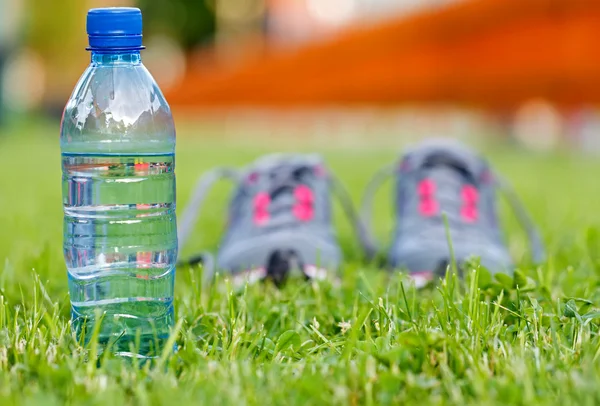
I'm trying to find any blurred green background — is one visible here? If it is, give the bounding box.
[0,0,218,114]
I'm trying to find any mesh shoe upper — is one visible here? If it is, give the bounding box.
[388,140,514,275]
[217,154,342,274]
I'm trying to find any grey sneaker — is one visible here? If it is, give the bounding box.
[361,140,544,286]
[179,154,375,286]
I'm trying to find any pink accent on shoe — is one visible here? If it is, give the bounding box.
[294,185,314,203]
[247,172,259,184]
[253,192,270,225]
[461,185,479,202]
[418,178,439,217]
[418,178,436,195]
[293,185,315,221]
[314,164,327,177]
[461,185,479,222]
[420,200,439,216]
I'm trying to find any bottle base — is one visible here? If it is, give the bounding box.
[72,300,174,359]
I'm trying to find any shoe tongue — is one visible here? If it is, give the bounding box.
[420,151,478,184]
[267,164,312,199]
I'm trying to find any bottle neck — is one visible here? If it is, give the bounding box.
[91,51,141,65]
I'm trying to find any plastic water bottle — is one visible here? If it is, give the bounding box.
[60,8,177,358]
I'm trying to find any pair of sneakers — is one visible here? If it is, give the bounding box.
[178,140,545,287]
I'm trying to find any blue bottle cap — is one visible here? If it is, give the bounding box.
[87,7,143,50]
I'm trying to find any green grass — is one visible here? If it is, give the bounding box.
[2,118,600,405]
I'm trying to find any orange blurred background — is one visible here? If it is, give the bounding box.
[2,0,600,150]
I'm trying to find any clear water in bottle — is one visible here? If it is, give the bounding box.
[60,8,177,358]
